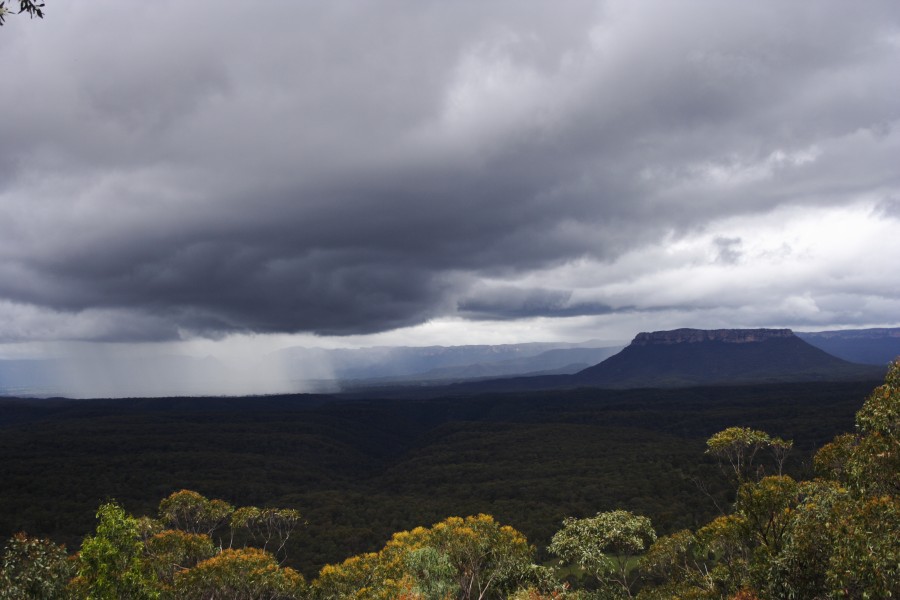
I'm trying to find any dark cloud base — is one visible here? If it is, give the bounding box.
[0,1,898,342]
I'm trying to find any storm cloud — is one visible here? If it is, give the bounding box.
[1,0,899,343]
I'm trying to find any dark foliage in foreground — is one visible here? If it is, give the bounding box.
[0,380,880,577]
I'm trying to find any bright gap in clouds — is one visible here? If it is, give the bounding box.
[462,200,900,335]
[3,200,895,364]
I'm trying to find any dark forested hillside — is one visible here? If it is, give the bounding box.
[0,379,879,577]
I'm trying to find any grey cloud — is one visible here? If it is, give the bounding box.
[1,1,899,341]
[875,196,900,220]
[714,237,743,265]
[457,285,618,320]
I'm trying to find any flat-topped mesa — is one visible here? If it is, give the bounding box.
[631,328,795,346]
[575,327,881,387]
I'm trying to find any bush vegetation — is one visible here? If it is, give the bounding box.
[1,364,897,597]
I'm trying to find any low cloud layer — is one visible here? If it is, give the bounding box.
[1,1,899,345]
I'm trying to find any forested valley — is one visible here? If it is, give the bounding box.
[0,367,897,598]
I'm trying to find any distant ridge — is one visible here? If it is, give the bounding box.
[797,327,900,365]
[275,340,624,382]
[573,328,883,388]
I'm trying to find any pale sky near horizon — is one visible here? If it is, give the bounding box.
[1,1,899,371]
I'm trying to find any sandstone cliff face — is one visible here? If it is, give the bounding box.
[631,328,794,346]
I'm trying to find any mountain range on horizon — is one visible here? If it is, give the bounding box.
[1,327,898,398]
[274,340,626,385]
[796,328,900,365]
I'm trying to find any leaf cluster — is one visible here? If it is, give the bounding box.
[312,513,535,600]
[0,0,44,26]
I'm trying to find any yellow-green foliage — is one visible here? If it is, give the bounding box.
[313,514,533,600]
[314,552,395,600]
[172,547,306,600]
[639,361,900,600]
[73,502,159,600]
[549,509,656,597]
[144,529,216,589]
[158,489,234,536]
[705,427,775,483]
[0,532,74,600]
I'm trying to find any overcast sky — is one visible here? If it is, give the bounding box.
[1,1,899,368]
